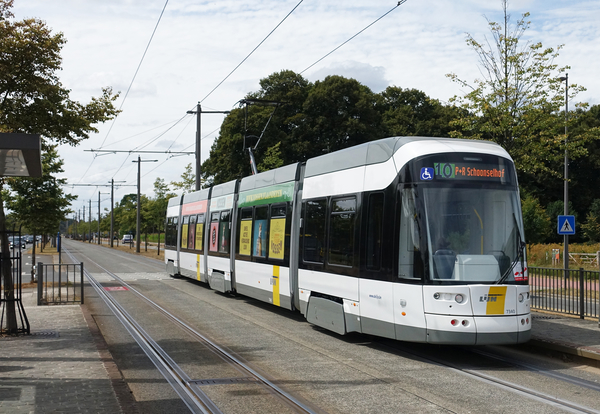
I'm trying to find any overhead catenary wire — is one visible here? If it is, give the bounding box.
[300,1,408,74]
[78,0,170,184]
[199,0,304,104]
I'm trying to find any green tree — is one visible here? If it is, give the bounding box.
[380,86,463,137]
[115,194,137,236]
[446,0,595,202]
[257,141,284,172]
[567,104,600,215]
[0,0,119,333]
[146,178,175,253]
[520,194,551,244]
[201,70,311,184]
[6,146,75,279]
[170,163,196,194]
[581,199,600,243]
[298,75,383,158]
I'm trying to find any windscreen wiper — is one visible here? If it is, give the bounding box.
[497,238,526,284]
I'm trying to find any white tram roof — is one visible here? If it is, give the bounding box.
[211,179,238,197]
[304,136,511,178]
[167,195,183,208]
[182,187,211,204]
[239,163,300,192]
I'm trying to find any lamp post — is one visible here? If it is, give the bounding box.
[109,179,126,248]
[97,191,110,245]
[132,156,157,253]
[186,103,230,191]
[559,73,569,271]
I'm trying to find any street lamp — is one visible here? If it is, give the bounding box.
[186,103,230,191]
[97,191,110,245]
[132,156,157,253]
[559,73,569,270]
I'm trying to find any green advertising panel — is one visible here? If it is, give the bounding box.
[238,182,295,208]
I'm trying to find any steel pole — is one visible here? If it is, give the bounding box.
[136,156,141,253]
[563,73,569,271]
[110,179,114,248]
[195,103,201,191]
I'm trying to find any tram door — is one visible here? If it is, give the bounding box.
[392,187,427,342]
[359,279,396,340]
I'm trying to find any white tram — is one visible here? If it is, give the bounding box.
[165,137,531,345]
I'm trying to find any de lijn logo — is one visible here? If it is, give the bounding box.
[420,167,433,181]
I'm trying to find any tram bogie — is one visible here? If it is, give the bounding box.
[165,136,531,345]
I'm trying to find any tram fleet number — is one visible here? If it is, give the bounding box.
[434,162,506,180]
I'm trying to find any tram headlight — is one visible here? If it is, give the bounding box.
[455,294,464,304]
[518,293,524,303]
[433,292,440,300]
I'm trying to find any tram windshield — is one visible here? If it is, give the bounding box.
[400,153,526,285]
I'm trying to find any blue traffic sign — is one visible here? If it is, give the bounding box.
[557,215,575,235]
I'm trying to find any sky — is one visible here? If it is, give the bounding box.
[10,0,600,221]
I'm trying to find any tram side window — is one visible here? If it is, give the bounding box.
[238,208,253,256]
[269,204,287,260]
[398,188,423,280]
[253,206,268,258]
[181,216,189,249]
[366,193,384,270]
[329,197,356,267]
[166,217,175,247]
[303,199,326,263]
[188,215,196,250]
[209,212,220,252]
[219,210,231,254]
[195,214,204,252]
[172,217,178,247]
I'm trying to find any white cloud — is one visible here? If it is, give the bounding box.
[8,0,600,210]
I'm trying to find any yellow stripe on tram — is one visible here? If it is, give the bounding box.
[196,254,201,281]
[272,265,280,306]
[486,286,507,315]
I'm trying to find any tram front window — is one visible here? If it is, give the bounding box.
[422,185,524,284]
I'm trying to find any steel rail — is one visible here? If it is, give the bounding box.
[388,343,600,414]
[467,348,600,393]
[64,249,220,414]
[63,245,317,414]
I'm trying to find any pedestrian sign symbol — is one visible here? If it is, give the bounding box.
[557,215,575,235]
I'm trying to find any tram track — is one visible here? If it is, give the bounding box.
[63,246,318,414]
[63,240,600,413]
[383,341,600,414]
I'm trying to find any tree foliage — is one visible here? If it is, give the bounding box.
[6,145,74,234]
[0,0,119,333]
[170,163,196,194]
[201,70,460,185]
[446,0,597,200]
[520,193,551,244]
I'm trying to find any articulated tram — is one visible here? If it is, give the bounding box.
[165,136,531,345]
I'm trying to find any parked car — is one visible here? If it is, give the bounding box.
[9,237,26,249]
[24,235,33,244]
[122,234,134,244]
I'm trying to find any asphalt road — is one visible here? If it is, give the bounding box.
[64,238,600,414]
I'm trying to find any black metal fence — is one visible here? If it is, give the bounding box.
[529,266,599,319]
[37,262,84,305]
[0,233,30,335]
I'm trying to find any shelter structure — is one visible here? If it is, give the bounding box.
[0,133,42,335]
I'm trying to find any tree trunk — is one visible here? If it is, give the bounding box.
[157,229,161,256]
[0,184,18,333]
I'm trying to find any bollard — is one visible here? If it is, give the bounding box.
[37,262,43,306]
[579,268,585,320]
[80,262,84,305]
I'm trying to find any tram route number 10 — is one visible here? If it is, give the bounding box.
[434,163,456,179]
